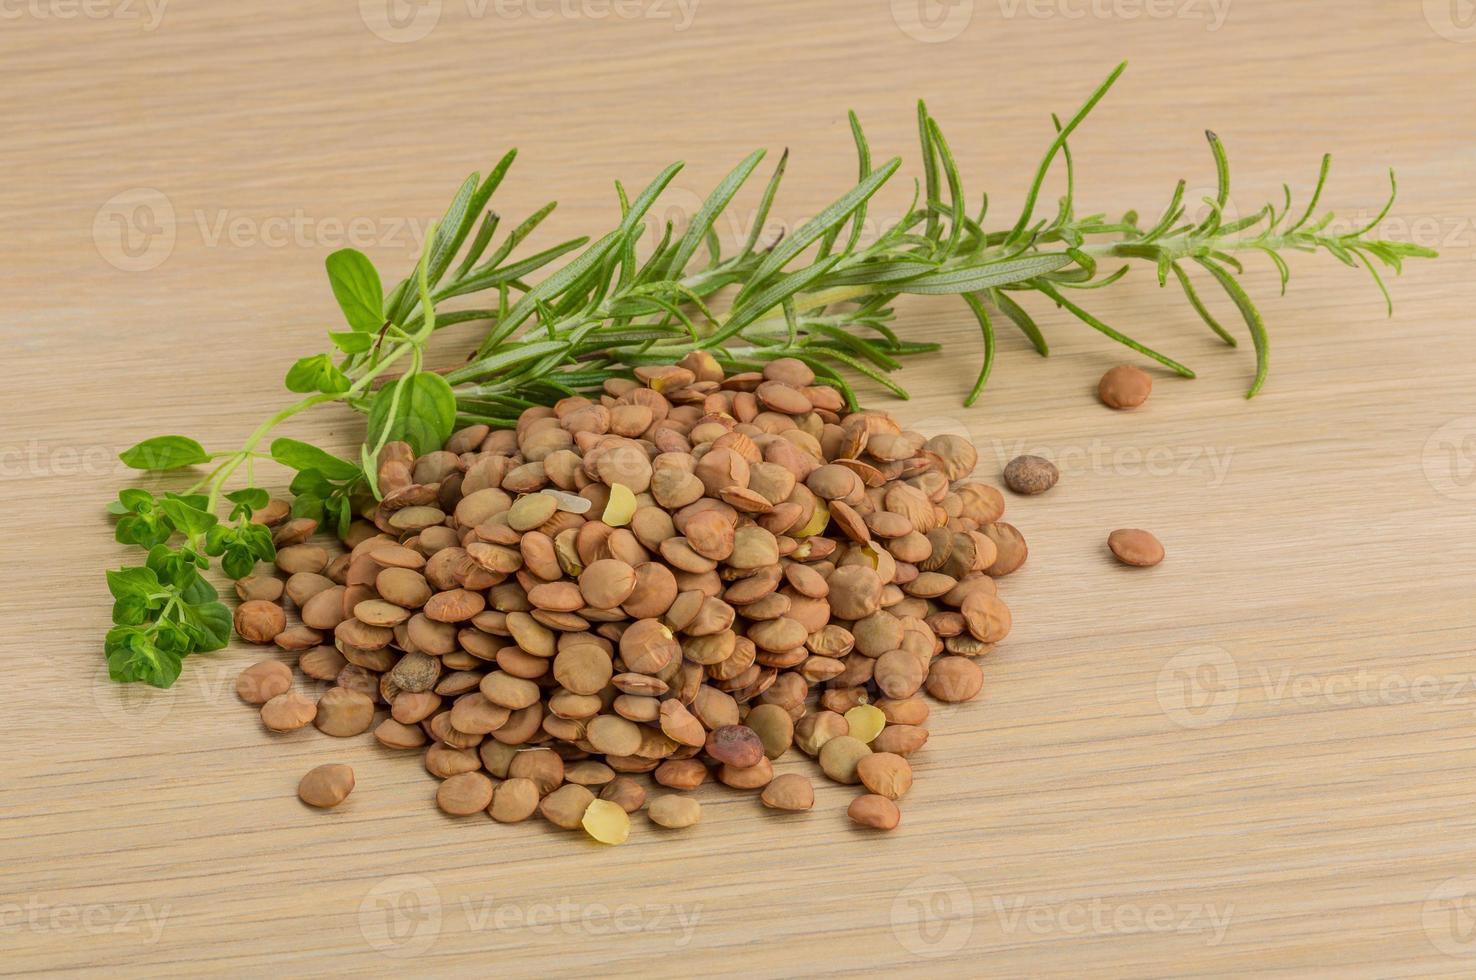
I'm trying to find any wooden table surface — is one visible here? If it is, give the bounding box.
[5,1,1475,975]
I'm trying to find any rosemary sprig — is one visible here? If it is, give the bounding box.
[398,63,1431,417]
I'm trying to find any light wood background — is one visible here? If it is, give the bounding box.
[4,1,1475,975]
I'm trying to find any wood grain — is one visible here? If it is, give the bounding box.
[4,1,1475,975]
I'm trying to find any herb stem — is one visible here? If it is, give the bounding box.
[203,341,419,510]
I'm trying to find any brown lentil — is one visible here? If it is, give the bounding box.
[1003,454,1059,495]
[847,793,901,830]
[761,773,815,811]
[599,777,648,814]
[1098,364,1153,409]
[234,600,285,644]
[819,735,872,784]
[490,778,541,823]
[705,725,764,768]
[539,783,596,830]
[261,690,317,732]
[437,771,495,816]
[236,661,292,704]
[857,752,913,799]
[314,687,375,737]
[648,794,702,829]
[1108,528,1165,567]
[298,764,355,808]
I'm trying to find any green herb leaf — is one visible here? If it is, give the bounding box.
[328,330,375,354]
[366,371,457,456]
[106,566,164,625]
[737,157,902,304]
[666,149,767,278]
[111,490,176,548]
[204,519,276,578]
[224,487,270,520]
[157,496,217,539]
[103,543,231,687]
[180,598,232,653]
[270,437,362,482]
[289,492,325,525]
[285,353,351,395]
[145,542,208,586]
[105,625,184,688]
[325,248,384,332]
[896,253,1076,295]
[119,436,209,471]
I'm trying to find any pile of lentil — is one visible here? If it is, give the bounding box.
[232,353,1024,840]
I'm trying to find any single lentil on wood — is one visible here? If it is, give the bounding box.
[1098,364,1153,409]
[1108,528,1165,567]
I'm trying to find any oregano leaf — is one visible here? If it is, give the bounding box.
[285,353,351,395]
[365,371,456,456]
[325,248,384,332]
[270,438,362,482]
[120,436,208,471]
